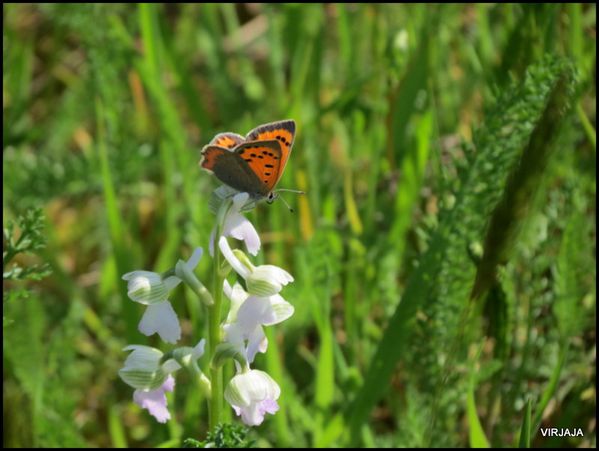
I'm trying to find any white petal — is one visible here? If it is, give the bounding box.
[133,375,175,423]
[225,374,252,407]
[243,370,270,401]
[234,370,280,403]
[240,403,265,426]
[237,397,279,426]
[162,359,182,374]
[223,327,249,364]
[162,375,175,391]
[223,279,233,299]
[246,326,267,363]
[122,345,162,371]
[260,398,280,415]
[138,301,181,344]
[260,370,281,400]
[219,236,250,279]
[224,281,250,324]
[123,270,161,281]
[186,247,203,269]
[125,272,170,305]
[232,192,250,210]
[236,297,272,331]
[264,294,295,326]
[259,265,294,284]
[225,213,261,256]
[192,338,206,359]
[162,275,181,291]
[120,368,167,391]
[119,345,168,391]
[230,282,249,303]
[209,228,216,257]
[214,185,240,200]
[246,265,293,297]
[223,323,245,350]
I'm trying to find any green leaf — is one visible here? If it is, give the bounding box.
[467,384,490,448]
[554,207,588,339]
[518,398,532,448]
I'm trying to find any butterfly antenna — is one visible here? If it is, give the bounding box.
[276,189,305,195]
[271,189,304,213]
[277,193,295,213]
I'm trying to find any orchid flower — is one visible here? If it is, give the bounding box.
[222,280,294,364]
[218,236,293,297]
[122,248,203,343]
[224,368,281,426]
[119,340,206,423]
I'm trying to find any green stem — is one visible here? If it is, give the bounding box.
[187,360,212,399]
[208,199,231,430]
[5,228,28,265]
[3,248,18,268]
[577,102,596,151]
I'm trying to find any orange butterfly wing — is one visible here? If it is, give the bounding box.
[200,145,268,196]
[245,120,295,186]
[210,132,245,149]
[233,140,283,192]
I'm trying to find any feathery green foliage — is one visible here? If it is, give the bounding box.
[347,56,578,445]
[184,423,254,448]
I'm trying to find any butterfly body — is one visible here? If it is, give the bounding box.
[200,120,296,201]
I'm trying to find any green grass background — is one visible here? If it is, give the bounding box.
[3,3,596,448]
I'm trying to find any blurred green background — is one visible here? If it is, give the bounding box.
[3,3,596,448]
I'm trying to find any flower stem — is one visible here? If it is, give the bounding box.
[208,199,231,430]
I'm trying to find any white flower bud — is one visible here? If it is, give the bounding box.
[224,369,281,426]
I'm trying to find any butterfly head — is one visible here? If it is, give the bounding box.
[266,192,278,204]
[265,188,305,212]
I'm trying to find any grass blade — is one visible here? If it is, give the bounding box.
[518,398,532,448]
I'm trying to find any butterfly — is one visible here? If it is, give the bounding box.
[200,119,297,204]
